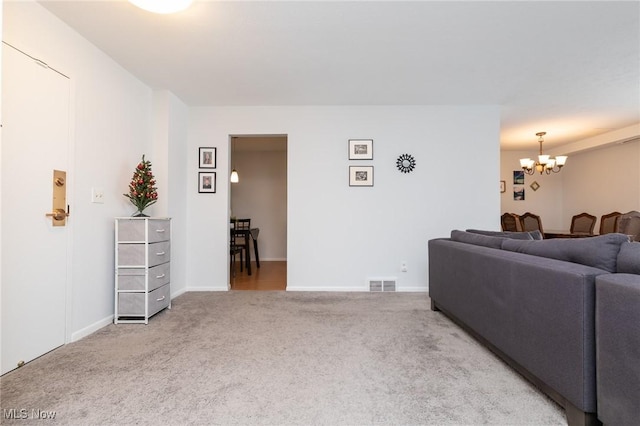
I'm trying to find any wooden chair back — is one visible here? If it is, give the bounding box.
[570,212,597,235]
[501,213,523,232]
[599,212,621,235]
[616,211,640,242]
[519,212,544,236]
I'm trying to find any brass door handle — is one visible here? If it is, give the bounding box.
[46,208,68,221]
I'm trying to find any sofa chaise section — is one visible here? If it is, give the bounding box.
[428,237,609,426]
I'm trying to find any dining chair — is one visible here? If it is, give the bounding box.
[599,211,622,235]
[501,213,523,232]
[519,212,544,237]
[233,218,251,248]
[616,210,640,242]
[230,228,244,276]
[570,212,597,235]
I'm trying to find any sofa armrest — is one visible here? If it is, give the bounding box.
[596,274,640,426]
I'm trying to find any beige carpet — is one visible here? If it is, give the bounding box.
[0,291,565,425]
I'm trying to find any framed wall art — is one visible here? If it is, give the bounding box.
[513,186,525,201]
[348,139,373,160]
[513,170,524,185]
[349,166,374,187]
[199,147,216,169]
[198,172,216,193]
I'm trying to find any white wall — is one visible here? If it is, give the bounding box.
[2,2,170,340]
[231,148,287,260]
[187,106,500,292]
[561,140,640,230]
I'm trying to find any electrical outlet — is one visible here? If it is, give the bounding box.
[91,187,104,204]
[401,261,408,272]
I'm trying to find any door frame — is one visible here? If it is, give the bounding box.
[227,134,288,289]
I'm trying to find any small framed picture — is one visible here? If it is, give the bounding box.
[530,181,540,191]
[199,147,216,169]
[349,166,374,187]
[198,172,216,193]
[348,139,373,160]
[513,170,525,185]
[500,180,506,193]
[514,186,525,201]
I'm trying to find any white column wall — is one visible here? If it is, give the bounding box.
[153,90,189,297]
[187,106,500,292]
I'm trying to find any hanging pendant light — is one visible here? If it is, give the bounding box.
[230,137,239,183]
[128,0,193,14]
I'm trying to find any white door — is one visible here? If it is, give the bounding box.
[1,43,70,375]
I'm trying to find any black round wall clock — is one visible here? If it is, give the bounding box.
[396,154,416,173]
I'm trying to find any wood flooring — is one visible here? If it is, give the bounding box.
[230,261,287,291]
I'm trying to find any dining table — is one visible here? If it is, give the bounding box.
[231,221,261,276]
[544,230,597,239]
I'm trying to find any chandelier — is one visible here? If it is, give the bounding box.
[519,132,568,175]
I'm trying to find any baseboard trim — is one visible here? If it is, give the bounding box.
[185,286,229,292]
[71,315,112,342]
[286,285,428,292]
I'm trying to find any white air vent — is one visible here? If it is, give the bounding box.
[369,280,383,292]
[368,277,397,292]
[383,280,396,292]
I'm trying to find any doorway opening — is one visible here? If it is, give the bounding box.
[229,135,287,291]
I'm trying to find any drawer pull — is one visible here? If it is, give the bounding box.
[155,251,166,256]
[156,229,165,233]
[156,295,166,302]
[156,273,166,279]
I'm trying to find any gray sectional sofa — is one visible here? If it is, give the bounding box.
[428,230,640,426]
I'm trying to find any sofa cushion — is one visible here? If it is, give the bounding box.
[617,241,640,274]
[465,229,534,240]
[501,233,630,272]
[451,230,505,249]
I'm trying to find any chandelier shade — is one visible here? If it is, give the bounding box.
[519,132,567,175]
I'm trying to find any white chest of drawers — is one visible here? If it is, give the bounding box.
[115,217,171,324]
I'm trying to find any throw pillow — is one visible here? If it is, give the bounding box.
[529,230,544,240]
[501,233,630,273]
[617,241,640,274]
[451,230,504,249]
[465,229,534,240]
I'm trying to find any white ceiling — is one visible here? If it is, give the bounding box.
[37,0,640,151]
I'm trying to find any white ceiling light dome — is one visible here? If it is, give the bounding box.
[128,0,193,14]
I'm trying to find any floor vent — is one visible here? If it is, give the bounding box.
[368,278,397,292]
[369,280,383,292]
[383,280,396,292]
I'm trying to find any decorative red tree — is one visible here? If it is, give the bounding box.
[123,155,158,216]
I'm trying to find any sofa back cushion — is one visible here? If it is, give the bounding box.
[451,230,505,249]
[617,241,640,274]
[465,229,538,240]
[501,233,630,273]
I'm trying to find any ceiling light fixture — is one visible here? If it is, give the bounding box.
[519,132,568,175]
[128,0,193,14]
[230,138,239,183]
